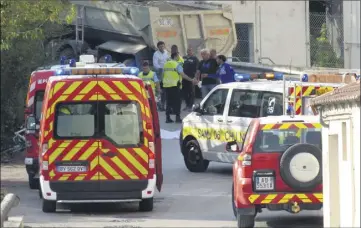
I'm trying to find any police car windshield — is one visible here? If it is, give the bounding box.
[253,128,322,153]
[35,91,44,121]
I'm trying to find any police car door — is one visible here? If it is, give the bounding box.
[224,89,262,162]
[198,88,229,161]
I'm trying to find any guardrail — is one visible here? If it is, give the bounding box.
[1,193,23,228]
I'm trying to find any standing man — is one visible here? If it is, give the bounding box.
[138,61,161,95]
[153,41,168,111]
[196,49,219,98]
[182,47,199,111]
[163,52,198,123]
[210,49,217,59]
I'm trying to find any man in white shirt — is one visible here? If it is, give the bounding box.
[153,41,169,111]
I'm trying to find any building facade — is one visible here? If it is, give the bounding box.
[311,81,360,227]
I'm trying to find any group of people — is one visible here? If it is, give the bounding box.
[138,41,235,123]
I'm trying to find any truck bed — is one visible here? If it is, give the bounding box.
[69,0,237,57]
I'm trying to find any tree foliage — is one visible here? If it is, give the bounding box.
[0,0,75,150]
[1,0,75,50]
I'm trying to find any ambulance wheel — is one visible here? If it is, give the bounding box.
[139,198,153,212]
[237,213,255,228]
[42,199,56,213]
[28,175,39,190]
[183,140,209,172]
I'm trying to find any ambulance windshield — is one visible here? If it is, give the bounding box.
[253,128,322,153]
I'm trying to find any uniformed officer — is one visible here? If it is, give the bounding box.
[162,52,198,123]
[138,61,161,95]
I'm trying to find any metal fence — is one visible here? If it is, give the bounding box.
[231,12,352,68]
[309,12,344,68]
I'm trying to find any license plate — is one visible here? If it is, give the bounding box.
[57,166,87,173]
[255,176,274,190]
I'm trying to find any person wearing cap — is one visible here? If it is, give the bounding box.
[138,62,161,95]
[162,52,198,123]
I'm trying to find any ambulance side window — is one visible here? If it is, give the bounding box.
[55,103,95,138]
[202,89,229,116]
[228,90,262,118]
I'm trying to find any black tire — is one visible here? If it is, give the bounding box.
[42,199,56,213]
[28,175,39,190]
[237,213,255,228]
[280,143,322,191]
[58,47,76,60]
[139,198,153,212]
[232,183,237,218]
[183,140,209,172]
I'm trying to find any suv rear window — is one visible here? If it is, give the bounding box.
[54,101,143,146]
[253,127,322,153]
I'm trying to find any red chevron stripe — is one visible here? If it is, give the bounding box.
[98,166,115,180]
[68,140,97,161]
[48,82,72,104]
[63,81,90,101]
[100,155,131,179]
[82,152,100,181]
[102,81,129,100]
[128,147,148,168]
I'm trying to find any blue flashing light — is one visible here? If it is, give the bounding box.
[274,72,284,80]
[121,67,140,76]
[60,56,67,65]
[302,73,308,82]
[55,69,71,76]
[104,54,112,63]
[69,59,76,67]
[234,73,251,82]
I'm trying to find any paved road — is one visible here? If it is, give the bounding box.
[1,110,322,227]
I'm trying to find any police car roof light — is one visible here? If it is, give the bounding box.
[121,67,139,76]
[79,55,95,64]
[262,72,284,80]
[234,73,251,82]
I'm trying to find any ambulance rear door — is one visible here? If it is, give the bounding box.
[96,78,151,191]
[46,79,100,192]
[145,84,163,191]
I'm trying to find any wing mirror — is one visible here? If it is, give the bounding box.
[226,141,241,152]
[192,103,202,115]
[25,115,36,132]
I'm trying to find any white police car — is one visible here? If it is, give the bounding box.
[179,73,343,172]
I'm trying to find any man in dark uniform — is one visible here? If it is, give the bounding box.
[196,49,219,98]
[182,47,199,111]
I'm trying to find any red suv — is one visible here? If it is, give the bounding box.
[230,115,323,228]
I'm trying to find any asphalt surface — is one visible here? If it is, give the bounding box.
[1,108,322,228]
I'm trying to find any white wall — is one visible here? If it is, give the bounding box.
[211,1,310,67]
[321,104,360,227]
[343,1,361,69]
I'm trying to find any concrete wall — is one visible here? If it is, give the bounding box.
[211,1,310,67]
[321,103,360,227]
[343,1,361,69]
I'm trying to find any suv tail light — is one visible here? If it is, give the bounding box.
[238,153,252,166]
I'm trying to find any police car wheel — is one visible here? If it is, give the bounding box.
[28,175,39,190]
[236,213,255,228]
[183,140,209,173]
[139,198,153,212]
[280,143,322,191]
[42,199,56,213]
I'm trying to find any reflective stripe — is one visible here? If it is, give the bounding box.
[162,61,180,88]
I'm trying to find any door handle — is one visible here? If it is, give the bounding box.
[227,120,233,123]
[102,152,117,158]
[217,119,223,123]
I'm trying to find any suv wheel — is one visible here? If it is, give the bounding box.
[183,140,209,172]
[139,198,153,212]
[42,199,56,213]
[237,213,255,228]
[28,175,39,189]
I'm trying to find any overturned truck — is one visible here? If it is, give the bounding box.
[52,0,237,67]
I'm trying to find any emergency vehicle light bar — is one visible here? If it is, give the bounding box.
[235,72,283,82]
[55,67,139,76]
